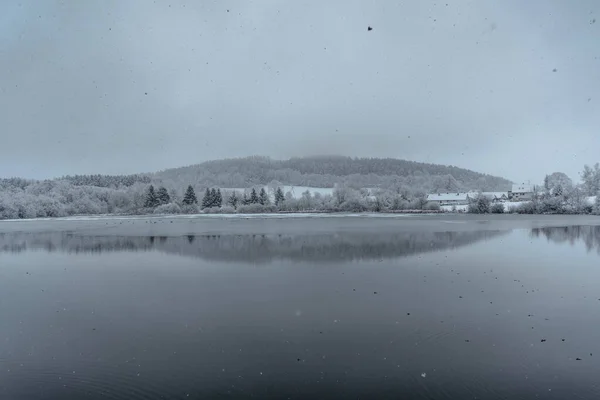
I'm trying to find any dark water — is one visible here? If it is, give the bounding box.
[2,220,600,399]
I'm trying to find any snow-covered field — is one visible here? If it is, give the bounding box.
[441,197,598,213]
[440,204,469,212]
[0,212,426,223]
[441,201,536,213]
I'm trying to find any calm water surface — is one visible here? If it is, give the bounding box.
[2,217,600,399]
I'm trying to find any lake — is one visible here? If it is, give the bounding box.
[2,214,600,399]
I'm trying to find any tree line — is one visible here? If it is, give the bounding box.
[1,161,598,220]
[467,164,600,215]
[140,185,287,214]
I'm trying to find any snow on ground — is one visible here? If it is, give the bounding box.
[151,212,427,219]
[440,201,532,213]
[440,205,469,212]
[0,212,428,223]
[503,201,529,211]
[0,214,149,222]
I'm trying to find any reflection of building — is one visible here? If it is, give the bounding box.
[509,184,534,201]
[426,192,470,206]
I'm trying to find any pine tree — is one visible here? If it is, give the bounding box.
[249,188,259,204]
[144,185,159,208]
[215,189,223,207]
[274,187,285,205]
[228,191,239,209]
[210,188,218,207]
[182,185,198,205]
[202,188,212,208]
[241,193,249,206]
[259,187,269,205]
[156,186,170,205]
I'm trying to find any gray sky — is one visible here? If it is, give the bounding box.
[1,0,598,183]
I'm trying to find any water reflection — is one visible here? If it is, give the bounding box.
[0,230,507,262]
[530,225,600,254]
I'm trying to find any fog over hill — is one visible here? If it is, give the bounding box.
[153,155,512,192]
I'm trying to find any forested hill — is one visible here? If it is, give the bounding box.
[0,156,511,220]
[154,156,511,192]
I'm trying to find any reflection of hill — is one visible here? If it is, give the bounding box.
[0,231,508,263]
[530,226,600,254]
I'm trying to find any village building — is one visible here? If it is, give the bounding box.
[508,184,534,201]
[426,192,470,206]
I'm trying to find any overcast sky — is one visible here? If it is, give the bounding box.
[1,0,598,183]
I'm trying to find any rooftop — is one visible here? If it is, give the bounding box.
[427,192,470,201]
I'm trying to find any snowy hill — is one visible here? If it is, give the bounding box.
[153,156,511,193]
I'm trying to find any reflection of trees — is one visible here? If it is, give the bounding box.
[0,230,508,263]
[530,226,600,254]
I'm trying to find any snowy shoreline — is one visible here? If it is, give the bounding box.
[0,211,443,223]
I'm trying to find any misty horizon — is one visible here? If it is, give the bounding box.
[0,153,583,186]
[2,1,599,184]
[7,154,517,183]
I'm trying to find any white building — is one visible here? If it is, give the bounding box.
[509,184,534,201]
[427,192,470,206]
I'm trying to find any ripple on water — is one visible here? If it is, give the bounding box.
[2,359,187,400]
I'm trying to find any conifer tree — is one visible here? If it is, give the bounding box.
[210,188,218,207]
[156,187,170,205]
[144,185,159,208]
[215,188,223,207]
[259,187,269,205]
[182,185,198,205]
[249,188,259,204]
[274,187,285,206]
[202,188,212,208]
[228,191,239,209]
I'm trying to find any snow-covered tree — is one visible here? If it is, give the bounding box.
[593,194,600,215]
[241,193,249,206]
[144,185,159,208]
[228,191,239,209]
[156,186,170,205]
[210,188,218,207]
[202,188,212,208]
[298,190,313,209]
[154,203,181,214]
[566,186,589,214]
[215,189,223,207]
[182,185,198,205]
[169,188,180,205]
[546,172,573,195]
[274,187,285,206]
[432,174,460,193]
[249,188,259,204]
[259,188,269,205]
[581,163,600,196]
[467,194,490,214]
